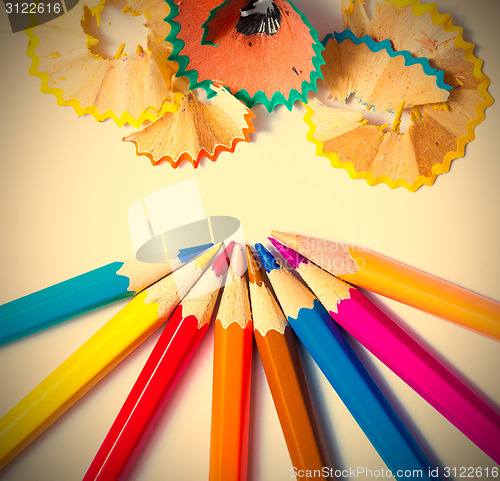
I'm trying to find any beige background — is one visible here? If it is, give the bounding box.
[0,0,499,479]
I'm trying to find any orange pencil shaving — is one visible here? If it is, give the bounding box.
[271,231,500,340]
[210,243,253,481]
[245,246,332,479]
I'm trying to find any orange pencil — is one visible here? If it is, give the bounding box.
[271,231,500,340]
[209,243,253,481]
[246,246,332,480]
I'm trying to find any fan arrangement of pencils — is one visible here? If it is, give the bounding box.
[1,233,499,479]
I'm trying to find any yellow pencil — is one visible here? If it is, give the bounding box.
[0,244,221,469]
[271,231,500,340]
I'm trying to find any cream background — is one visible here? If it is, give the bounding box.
[0,0,499,480]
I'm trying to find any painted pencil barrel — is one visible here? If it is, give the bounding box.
[0,262,131,345]
[0,291,161,469]
[209,320,253,481]
[344,248,500,339]
[83,310,207,481]
[259,238,434,478]
[287,299,434,480]
[254,326,331,477]
[332,288,500,464]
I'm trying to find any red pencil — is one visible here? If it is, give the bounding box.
[82,243,233,481]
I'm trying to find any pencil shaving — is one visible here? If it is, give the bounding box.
[26,0,181,127]
[165,0,325,111]
[123,86,255,167]
[311,0,493,191]
[322,34,449,112]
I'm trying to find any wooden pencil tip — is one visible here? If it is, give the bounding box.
[229,243,247,278]
[212,241,234,276]
[268,237,307,270]
[255,243,280,273]
[270,231,300,250]
[195,243,222,269]
[246,245,264,285]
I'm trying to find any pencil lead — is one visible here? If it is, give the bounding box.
[229,243,247,278]
[177,243,214,262]
[245,246,264,285]
[213,241,235,275]
[254,243,280,273]
[268,237,307,269]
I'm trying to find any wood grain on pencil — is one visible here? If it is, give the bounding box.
[271,231,500,339]
[210,243,252,481]
[246,246,331,479]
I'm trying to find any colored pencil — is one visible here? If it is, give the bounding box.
[271,237,500,464]
[0,244,221,469]
[0,243,212,345]
[209,243,252,481]
[254,243,436,481]
[271,231,500,340]
[83,243,233,481]
[246,246,332,478]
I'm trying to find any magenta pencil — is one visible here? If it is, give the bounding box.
[270,237,500,464]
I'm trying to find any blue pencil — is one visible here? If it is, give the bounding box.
[254,243,436,481]
[0,244,212,345]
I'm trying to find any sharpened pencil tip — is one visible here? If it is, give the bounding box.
[229,243,247,278]
[270,231,300,250]
[212,241,235,276]
[254,244,280,273]
[268,238,308,269]
[246,245,264,285]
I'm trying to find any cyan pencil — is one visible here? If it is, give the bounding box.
[0,243,211,345]
[0,244,221,469]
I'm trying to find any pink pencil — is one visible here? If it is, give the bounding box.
[270,238,500,464]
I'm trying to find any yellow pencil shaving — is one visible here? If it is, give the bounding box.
[86,34,99,48]
[89,0,105,27]
[433,102,450,112]
[113,43,127,59]
[455,76,464,86]
[410,106,422,122]
[391,101,405,133]
[376,124,390,140]
[122,4,141,16]
[137,44,145,55]
[344,0,365,15]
